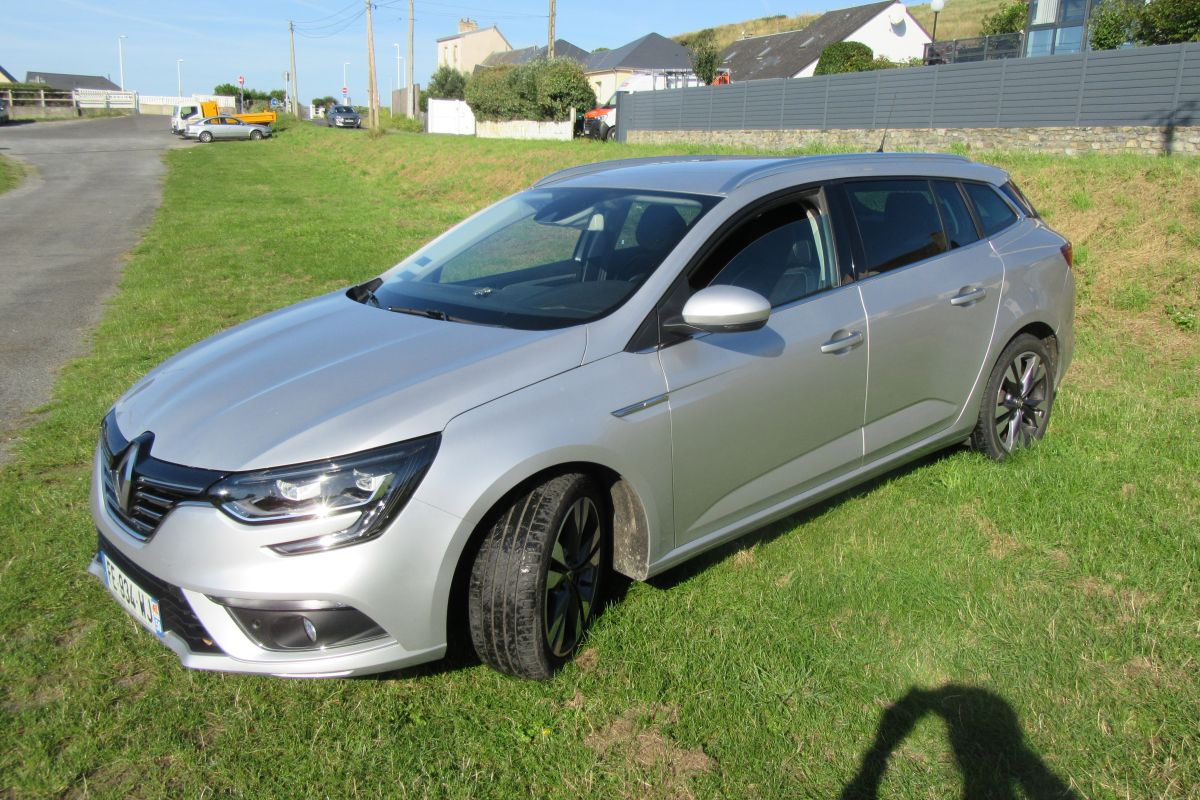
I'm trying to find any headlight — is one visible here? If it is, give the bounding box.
[208,434,439,555]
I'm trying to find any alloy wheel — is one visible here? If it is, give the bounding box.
[994,350,1050,452]
[544,496,602,658]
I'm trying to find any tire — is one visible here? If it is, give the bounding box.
[198,131,212,143]
[971,333,1055,461]
[468,473,607,680]
[603,126,617,142]
[250,129,263,140]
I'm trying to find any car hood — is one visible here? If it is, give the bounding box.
[112,292,586,471]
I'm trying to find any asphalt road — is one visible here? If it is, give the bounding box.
[0,115,186,462]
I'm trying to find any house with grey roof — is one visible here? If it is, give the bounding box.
[476,39,590,72]
[0,64,17,83]
[722,0,930,82]
[25,71,121,91]
[582,32,697,105]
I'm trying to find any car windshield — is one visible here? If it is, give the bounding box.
[368,187,720,330]
[333,106,354,113]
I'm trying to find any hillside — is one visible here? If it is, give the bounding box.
[675,0,1005,54]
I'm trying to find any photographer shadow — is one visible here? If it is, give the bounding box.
[841,684,1077,800]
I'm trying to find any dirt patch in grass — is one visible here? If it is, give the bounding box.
[586,703,714,784]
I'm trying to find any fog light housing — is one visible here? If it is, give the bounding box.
[212,598,387,651]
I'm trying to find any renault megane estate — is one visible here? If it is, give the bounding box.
[90,154,1074,680]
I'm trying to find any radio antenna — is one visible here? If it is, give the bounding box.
[877,93,896,153]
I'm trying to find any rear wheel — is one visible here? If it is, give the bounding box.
[198,131,212,143]
[971,333,1055,460]
[468,473,607,680]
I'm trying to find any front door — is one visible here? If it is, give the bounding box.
[659,191,868,546]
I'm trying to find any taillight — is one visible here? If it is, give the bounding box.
[1060,242,1073,268]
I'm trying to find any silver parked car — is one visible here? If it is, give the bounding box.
[184,115,271,143]
[90,154,1074,680]
[326,105,361,128]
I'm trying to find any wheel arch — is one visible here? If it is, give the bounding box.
[443,459,653,652]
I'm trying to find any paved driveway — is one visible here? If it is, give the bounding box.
[0,115,185,462]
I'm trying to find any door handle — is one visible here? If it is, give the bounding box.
[950,286,988,306]
[820,330,863,354]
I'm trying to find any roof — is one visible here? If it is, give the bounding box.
[534,153,1005,196]
[25,71,121,91]
[436,24,511,48]
[583,33,693,74]
[0,64,16,83]
[478,39,590,70]
[721,0,894,81]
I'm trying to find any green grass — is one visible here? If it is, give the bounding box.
[0,153,26,194]
[1,126,1198,798]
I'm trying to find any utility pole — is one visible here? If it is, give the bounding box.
[548,0,556,59]
[407,0,415,118]
[364,0,380,130]
[289,21,301,117]
[118,35,127,90]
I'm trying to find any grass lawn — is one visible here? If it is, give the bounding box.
[1,124,1197,798]
[0,153,26,195]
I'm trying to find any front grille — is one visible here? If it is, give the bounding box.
[98,532,224,654]
[99,413,224,541]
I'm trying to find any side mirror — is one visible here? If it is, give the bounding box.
[675,285,771,334]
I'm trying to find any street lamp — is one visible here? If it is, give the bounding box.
[118,35,127,90]
[176,59,183,97]
[930,0,945,41]
[393,43,402,89]
[343,62,350,101]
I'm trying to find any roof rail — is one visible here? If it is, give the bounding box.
[726,152,972,191]
[532,155,770,188]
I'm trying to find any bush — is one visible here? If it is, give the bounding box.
[814,42,875,75]
[427,65,469,101]
[980,0,1030,36]
[1134,0,1200,44]
[1090,0,1142,48]
[379,108,423,132]
[465,59,595,122]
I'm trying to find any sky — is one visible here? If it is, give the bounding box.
[0,0,867,103]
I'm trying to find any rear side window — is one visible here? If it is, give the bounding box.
[1000,181,1038,218]
[932,181,981,249]
[847,180,947,275]
[964,183,1019,236]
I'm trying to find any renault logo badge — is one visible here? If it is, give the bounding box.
[114,441,140,515]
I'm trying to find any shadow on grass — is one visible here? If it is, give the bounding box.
[648,445,964,591]
[841,684,1078,799]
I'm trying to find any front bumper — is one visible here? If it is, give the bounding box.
[331,118,360,127]
[88,446,464,677]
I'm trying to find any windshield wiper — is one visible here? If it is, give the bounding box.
[388,306,450,321]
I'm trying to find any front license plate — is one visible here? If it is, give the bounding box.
[101,552,164,636]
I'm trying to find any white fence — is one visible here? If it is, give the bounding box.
[74,90,136,109]
[427,99,475,135]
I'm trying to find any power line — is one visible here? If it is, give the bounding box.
[294,0,361,26]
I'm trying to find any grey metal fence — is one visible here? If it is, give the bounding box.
[618,42,1200,138]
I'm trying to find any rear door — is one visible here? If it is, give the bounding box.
[658,188,868,545]
[844,178,1004,459]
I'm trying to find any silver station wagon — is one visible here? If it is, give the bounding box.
[91,154,1074,680]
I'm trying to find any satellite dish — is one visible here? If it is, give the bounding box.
[888,6,905,25]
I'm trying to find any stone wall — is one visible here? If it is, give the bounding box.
[476,118,575,142]
[627,125,1200,156]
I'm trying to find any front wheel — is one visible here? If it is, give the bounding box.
[249,129,263,140]
[603,126,617,142]
[971,333,1055,460]
[468,473,607,680]
[198,131,212,143]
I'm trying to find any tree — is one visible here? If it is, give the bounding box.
[427,65,469,100]
[213,82,239,97]
[465,60,595,122]
[813,42,875,75]
[686,28,722,85]
[311,95,337,109]
[1090,0,1142,49]
[980,0,1030,35]
[1135,0,1200,44]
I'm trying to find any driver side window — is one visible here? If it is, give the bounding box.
[698,199,837,308]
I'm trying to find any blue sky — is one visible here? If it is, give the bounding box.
[0,0,868,102]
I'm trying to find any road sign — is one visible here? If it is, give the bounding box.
[341,86,348,96]
[238,75,245,86]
